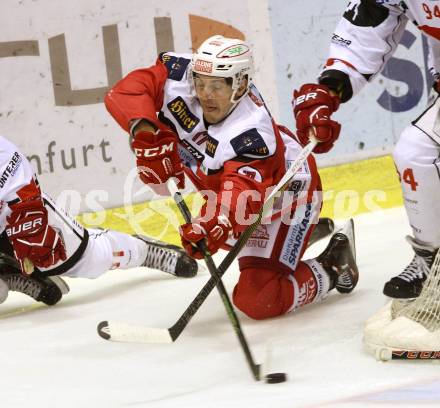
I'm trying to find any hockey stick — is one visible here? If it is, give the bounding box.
[97,136,317,344]
[376,349,440,361]
[390,350,440,360]
[168,178,261,380]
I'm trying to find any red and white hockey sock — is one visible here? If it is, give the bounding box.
[287,260,331,312]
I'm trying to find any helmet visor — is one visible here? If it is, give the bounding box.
[193,74,233,99]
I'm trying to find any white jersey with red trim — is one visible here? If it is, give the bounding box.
[0,136,34,233]
[322,0,440,97]
[157,53,284,194]
[105,51,320,226]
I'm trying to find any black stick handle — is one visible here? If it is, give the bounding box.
[168,179,261,381]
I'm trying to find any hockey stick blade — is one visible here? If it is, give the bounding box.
[97,320,174,343]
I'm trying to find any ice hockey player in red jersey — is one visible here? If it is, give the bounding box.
[0,136,198,306]
[105,35,359,320]
[293,0,440,300]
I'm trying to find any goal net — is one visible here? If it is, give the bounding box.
[363,250,440,361]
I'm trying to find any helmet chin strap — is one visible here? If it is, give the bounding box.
[225,91,244,116]
[227,76,249,112]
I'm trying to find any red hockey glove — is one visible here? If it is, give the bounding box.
[293,83,341,154]
[180,214,233,259]
[132,129,185,189]
[6,198,67,274]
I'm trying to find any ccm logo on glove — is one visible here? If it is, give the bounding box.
[131,129,185,189]
[134,141,175,158]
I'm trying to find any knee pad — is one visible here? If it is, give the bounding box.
[233,262,323,320]
[233,268,294,320]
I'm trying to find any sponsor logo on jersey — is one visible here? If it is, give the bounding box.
[205,135,219,158]
[246,225,270,249]
[237,165,263,182]
[230,129,270,157]
[167,97,200,132]
[192,131,209,146]
[194,59,213,74]
[159,53,190,81]
[280,202,312,268]
[0,152,22,189]
[180,140,204,162]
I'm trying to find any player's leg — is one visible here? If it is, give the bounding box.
[38,191,198,279]
[61,229,197,279]
[135,235,198,277]
[386,108,440,298]
[0,192,198,304]
[0,233,69,306]
[233,213,358,320]
[232,134,358,320]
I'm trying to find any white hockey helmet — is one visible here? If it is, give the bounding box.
[191,35,254,103]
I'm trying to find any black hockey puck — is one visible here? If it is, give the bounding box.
[97,321,110,340]
[265,373,287,384]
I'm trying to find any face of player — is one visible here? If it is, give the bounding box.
[193,74,237,124]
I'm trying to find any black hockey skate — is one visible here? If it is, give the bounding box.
[307,217,335,248]
[383,236,436,299]
[136,236,198,278]
[0,253,69,305]
[316,219,359,294]
[4,273,69,305]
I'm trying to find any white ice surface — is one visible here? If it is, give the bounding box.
[2,207,440,408]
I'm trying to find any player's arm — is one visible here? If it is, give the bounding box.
[180,159,271,258]
[0,137,66,274]
[180,131,277,258]
[105,55,185,188]
[293,0,408,153]
[319,0,408,101]
[104,55,169,133]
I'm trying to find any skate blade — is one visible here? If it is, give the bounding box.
[334,219,356,261]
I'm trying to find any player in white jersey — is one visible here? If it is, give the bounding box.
[105,35,359,320]
[0,136,198,306]
[293,0,440,299]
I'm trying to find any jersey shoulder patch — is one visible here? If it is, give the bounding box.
[230,128,270,158]
[159,53,190,81]
[343,0,390,28]
[205,134,219,158]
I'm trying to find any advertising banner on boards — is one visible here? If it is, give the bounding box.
[0,0,430,211]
